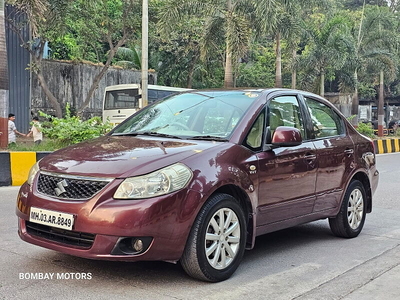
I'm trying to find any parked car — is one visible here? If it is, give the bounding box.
[16,89,379,282]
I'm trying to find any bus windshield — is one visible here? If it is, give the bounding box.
[102,84,193,125]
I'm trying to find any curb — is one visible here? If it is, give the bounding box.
[0,151,51,187]
[373,138,400,154]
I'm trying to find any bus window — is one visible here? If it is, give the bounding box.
[148,89,181,104]
[104,89,139,109]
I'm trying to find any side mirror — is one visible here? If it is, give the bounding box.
[271,126,302,147]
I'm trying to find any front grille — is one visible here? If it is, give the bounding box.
[37,172,112,200]
[26,221,95,249]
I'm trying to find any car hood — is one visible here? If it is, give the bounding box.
[39,135,224,178]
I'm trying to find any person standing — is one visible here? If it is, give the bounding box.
[27,116,43,145]
[8,113,26,145]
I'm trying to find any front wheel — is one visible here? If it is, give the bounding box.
[329,180,366,238]
[180,193,247,282]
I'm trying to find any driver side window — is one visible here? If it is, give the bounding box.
[267,96,305,142]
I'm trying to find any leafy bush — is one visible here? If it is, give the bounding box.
[356,122,375,138]
[39,104,113,145]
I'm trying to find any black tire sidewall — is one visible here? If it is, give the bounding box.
[194,194,247,281]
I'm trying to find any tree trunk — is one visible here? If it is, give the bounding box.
[275,32,282,88]
[224,0,234,88]
[291,49,296,89]
[32,46,63,118]
[378,70,384,137]
[320,71,325,97]
[77,36,127,116]
[351,70,359,126]
[224,39,234,88]
[36,70,63,118]
[0,0,9,148]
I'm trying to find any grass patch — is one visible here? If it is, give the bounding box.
[6,139,70,152]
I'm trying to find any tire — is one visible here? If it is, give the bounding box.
[180,193,247,282]
[329,180,366,238]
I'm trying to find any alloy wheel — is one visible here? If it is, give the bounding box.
[204,208,241,270]
[347,188,364,229]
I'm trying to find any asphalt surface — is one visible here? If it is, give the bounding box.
[1,152,400,300]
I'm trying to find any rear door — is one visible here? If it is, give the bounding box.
[302,95,355,212]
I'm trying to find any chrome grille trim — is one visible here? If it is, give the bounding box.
[39,171,114,182]
[37,171,114,200]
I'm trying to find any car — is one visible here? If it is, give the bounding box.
[16,88,379,282]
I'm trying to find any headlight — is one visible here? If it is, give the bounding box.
[114,163,193,199]
[27,162,40,185]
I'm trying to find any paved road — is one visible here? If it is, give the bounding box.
[1,153,400,300]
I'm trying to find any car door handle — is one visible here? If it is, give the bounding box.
[304,154,317,161]
[344,149,354,156]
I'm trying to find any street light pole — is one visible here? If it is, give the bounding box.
[378,70,384,137]
[141,0,148,107]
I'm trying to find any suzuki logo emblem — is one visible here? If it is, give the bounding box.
[54,179,68,196]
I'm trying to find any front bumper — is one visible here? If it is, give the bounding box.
[16,181,202,262]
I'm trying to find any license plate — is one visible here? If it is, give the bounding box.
[29,207,75,230]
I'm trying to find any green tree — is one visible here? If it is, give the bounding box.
[112,46,141,69]
[158,0,261,88]
[344,5,398,125]
[255,0,331,88]
[6,0,141,118]
[235,41,275,88]
[298,14,353,96]
[152,0,205,88]
[64,0,141,116]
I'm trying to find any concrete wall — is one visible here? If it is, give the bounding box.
[325,93,353,118]
[31,60,156,119]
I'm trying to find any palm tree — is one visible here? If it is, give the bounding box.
[298,14,353,97]
[348,4,398,126]
[112,46,141,70]
[255,0,331,88]
[159,0,262,88]
[0,0,9,148]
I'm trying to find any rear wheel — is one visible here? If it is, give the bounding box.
[180,193,246,282]
[329,180,366,238]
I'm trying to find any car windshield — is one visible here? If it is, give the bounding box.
[112,91,261,140]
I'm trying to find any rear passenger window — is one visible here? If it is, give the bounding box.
[304,97,344,138]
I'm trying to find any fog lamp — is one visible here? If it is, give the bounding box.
[132,238,144,252]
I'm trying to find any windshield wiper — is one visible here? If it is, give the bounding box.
[138,131,182,139]
[111,131,182,139]
[189,135,228,142]
[111,132,140,136]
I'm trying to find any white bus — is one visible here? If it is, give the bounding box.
[102,84,193,125]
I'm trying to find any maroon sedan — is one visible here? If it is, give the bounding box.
[16,89,379,282]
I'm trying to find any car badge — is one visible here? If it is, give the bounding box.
[249,165,257,174]
[54,179,68,196]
